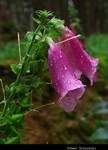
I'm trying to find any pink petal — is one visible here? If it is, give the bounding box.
[60,27,99,85]
[59,36,82,79]
[48,38,85,112]
[58,87,85,112]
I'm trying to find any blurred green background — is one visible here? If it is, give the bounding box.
[0,0,108,144]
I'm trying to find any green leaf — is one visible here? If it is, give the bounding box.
[19,99,32,108]
[9,114,24,123]
[14,84,30,96]
[37,10,53,18]
[30,60,44,75]
[0,119,9,127]
[49,17,64,27]
[10,64,18,74]
[48,29,60,39]
[31,77,43,88]
[26,32,34,41]
[5,136,20,144]
[32,17,41,25]
[90,128,108,141]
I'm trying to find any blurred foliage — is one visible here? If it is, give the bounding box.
[68,3,82,34]
[86,34,108,91]
[0,42,26,63]
[79,99,108,144]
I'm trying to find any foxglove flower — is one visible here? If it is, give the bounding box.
[48,38,85,112]
[59,27,99,85]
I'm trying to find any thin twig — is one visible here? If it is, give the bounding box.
[17,32,22,62]
[56,34,81,45]
[24,102,55,116]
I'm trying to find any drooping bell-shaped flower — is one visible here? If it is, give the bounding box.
[59,26,99,85]
[48,38,85,112]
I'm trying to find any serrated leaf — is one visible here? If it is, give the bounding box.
[37,10,53,18]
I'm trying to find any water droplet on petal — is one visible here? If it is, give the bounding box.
[60,55,63,58]
[64,65,67,70]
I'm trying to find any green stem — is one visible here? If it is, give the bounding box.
[2,25,41,116]
[16,25,41,83]
[0,79,6,115]
[0,79,6,101]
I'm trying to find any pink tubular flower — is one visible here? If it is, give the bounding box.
[48,38,85,112]
[59,27,99,85]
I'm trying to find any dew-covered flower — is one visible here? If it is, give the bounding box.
[47,26,98,112]
[48,38,85,112]
[59,26,99,85]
